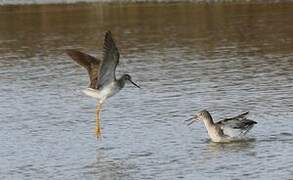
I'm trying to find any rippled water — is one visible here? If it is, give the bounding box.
[1,2,293,179]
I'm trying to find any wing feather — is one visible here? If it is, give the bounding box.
[216,112,257,137]
[98,31,120,88]
[66,49,101,89]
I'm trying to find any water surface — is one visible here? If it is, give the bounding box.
[1,2,293,179]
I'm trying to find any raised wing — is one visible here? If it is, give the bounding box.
[216,112,257,136]
[66,49,101,89]
[218,112,249,125]
[98,31,120,88]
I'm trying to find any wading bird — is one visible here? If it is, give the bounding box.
[66,31,140,138]
[187,110,257,142]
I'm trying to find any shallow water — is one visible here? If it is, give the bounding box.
[1,2,293,179]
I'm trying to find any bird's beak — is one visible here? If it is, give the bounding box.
[128,79,141,88]
[185,115,198,126]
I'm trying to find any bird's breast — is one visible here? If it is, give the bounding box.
[83,82,121,100]
[99,82,121,98]
[82,88,100,98]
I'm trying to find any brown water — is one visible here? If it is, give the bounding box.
[1,2,293,179]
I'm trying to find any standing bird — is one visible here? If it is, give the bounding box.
[187,110,257,142]
[66,31,140,138]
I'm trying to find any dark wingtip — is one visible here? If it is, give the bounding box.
[105,30,113,42]
[105,30,113,40]
[105,30,112,36]
[103,30,118,57]
[248,120,258,125]
[243,111,249,115]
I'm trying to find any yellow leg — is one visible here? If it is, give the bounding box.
[96,103,102,139]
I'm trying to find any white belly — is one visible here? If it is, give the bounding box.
[82,88,101,98]
[82,83,120,101]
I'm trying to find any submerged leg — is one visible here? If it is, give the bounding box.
[96,103,102,138]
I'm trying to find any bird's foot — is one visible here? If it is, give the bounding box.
[96,126,102,139]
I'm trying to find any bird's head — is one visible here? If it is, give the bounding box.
[186,110,212,125]
[122,74,140,88]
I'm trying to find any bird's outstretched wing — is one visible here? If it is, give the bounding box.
[216,112,257,136]
[66,49,101,89]
[98,31,120,88]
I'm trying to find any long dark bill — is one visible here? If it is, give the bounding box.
[129,79,141,88]
[185,115,198,126]
[185,118,195,126]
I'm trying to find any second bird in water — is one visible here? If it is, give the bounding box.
[187,110,257,142]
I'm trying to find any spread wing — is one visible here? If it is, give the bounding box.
[98,31,120,88]
[66,49,101,89]
[216,112,257,136]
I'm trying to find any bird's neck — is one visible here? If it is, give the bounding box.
[202,117,215,130]
[202,117,222,140]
